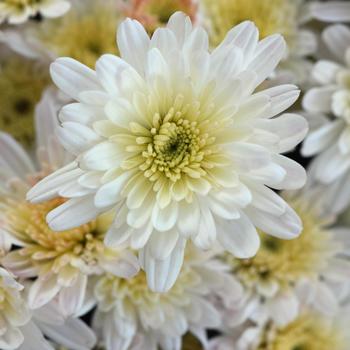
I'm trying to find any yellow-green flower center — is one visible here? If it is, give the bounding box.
[257,313,346,350]
[201,0,299,47]
[227,198,339,292]
[4,197,112,273]
[0,56,49,147]
[37,1,120,68]
[95,266,200,312]
[143,114,206,182]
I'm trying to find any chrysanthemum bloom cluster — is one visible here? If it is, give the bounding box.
[302,23,350,214]
[210,304,350,350]
[222,189,350,328]
[200,0,317,85]
[0,0,70,25]
[0,90,139,317]
[92,246,241,350]
[27,12,308,294]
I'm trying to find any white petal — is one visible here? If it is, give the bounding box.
[59,274,87,317]
[166,12,192,48]
[148,229,179,260]
[95,54,130,94]
[50,58,101,101]
[268,292,299,327]
[152,201,178,232]
[47,195,101,231]
[272,155,306,190]
[117,18,150,75]
[217,213,260,258]
[39,0,71,18]
[246,204,302,240]
[302,86,336,113]
[301,120,343,157]
[0,132,35,179]
[247,34,286,85]
[259,84,300,118]
[81,141,124,171]
[95,171,133,208]
[38,317,97,350]
[56,122,100,156]
[312,60,341,85]
[322,24,350,61]
[311,2,350,22]
[29,275,61,309]
[141,237,186,292]
[18,322,52,350]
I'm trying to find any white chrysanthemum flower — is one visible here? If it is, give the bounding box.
[0,267,31,349]
[27,12,308,292]
[220,188,350,329]
[0,0,121,69]
[0,90,139,313]
[0,0,70,25]
[92,245,242,350]
[27,299,97,350]
[199,0,317,86]
[302,24,350,214]
[212,303,350,350]
[0,268,93,350]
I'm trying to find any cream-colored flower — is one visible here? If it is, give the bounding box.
[0,267,30,349]
[209,302,350,350]
[27,12,308,292]
[302,23,350,215]
[121,0,198,34]
[200,0,317,85]
[92,246,242,350]
[0,0,70,25]
[222,189,350,327]
[0,90,139,313]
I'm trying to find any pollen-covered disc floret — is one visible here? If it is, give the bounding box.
[93,247,240,350]
[27,12,308,293]
[0,0,70,24]
[0,267,31,350]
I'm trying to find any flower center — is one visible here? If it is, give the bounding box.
[202,0,298,47]
[37,2,120,68]
[0,56,49,147]
[144,115,205,182]
[257,314,346,350]
[95,267,199,312]
[4,197,111,271]
[226,197,340,293]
